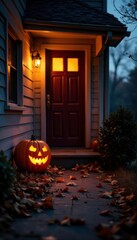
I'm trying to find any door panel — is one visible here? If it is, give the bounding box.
[68,76,79,103]
[46,50,85,147]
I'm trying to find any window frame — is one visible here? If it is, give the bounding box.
[5,27,24,111]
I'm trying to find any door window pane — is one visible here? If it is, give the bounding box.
[52,58,63,71]
[67,58,78,72]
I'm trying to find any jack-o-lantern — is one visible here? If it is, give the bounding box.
[14,135,51,172]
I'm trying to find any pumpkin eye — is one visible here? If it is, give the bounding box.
[42,146,48,152]
[29,145,37,152]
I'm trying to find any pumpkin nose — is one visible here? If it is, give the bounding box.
[38,151,42,156]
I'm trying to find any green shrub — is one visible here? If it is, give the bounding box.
[98,107,137,169]
[0,150,15,202]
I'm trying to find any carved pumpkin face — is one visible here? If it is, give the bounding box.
[14,137,51,172]
[28,144,50,165]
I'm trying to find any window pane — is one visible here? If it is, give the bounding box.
[67,58,78,72]
[52,58,63,71]
[8,35,17,67]
[8,66,17,103]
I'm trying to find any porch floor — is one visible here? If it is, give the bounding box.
[51,148,100,168]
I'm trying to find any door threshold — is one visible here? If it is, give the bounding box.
[50,148,100,169]
[51,147,100,157]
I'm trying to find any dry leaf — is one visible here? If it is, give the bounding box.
[55,192,64,198]
[41,236,57,240]
[71,164,80,171]
[95,223,112,238]
[61,217,85,226]
[20,210,31,217]
[81,173,89,178]
[71,195,79,200]
[47,219,60,225]
[78,187,87,193]
[111,224,121,234]
[66,181,77,186]
[125,193,135,202]
[70,218,85,225]
[96,183,103,188]
[100,209,112,216]
[60,217,71,226]
[42,196,53,209]
[62,186,69,192]
[56,177,64,183]
[70,175,77,180]
[103,175,113,183]
[101,191,113,199]
[111,180,118,186]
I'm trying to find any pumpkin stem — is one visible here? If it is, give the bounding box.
[31,134,36,140]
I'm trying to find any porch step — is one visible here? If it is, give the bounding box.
[50,148,100,168]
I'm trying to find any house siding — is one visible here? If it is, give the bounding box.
[0,0,109,156]
[0,0,34,159]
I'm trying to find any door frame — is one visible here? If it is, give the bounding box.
[40,44,91,148]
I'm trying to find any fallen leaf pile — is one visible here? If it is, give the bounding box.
[96,173,137,240]
[0,166,56,231]
[0,162,137,240]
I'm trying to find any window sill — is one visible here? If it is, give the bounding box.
[5,103,26,112]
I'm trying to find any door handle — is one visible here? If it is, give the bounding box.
[47,94,51,109]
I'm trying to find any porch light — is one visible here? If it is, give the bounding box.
[32,50,41,68]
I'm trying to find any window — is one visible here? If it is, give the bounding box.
[7,30,23,110]
[67,58,79,72]
[52,58,63,71]
[8,34,17,103]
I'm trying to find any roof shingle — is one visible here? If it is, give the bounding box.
[23,0,126,29]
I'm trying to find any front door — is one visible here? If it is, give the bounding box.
[46,50,85,147]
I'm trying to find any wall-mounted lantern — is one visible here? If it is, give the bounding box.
[32,50,41,68]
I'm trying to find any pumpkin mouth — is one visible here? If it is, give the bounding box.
[29,156,48,165]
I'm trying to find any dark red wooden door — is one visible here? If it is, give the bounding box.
[46,50,85,147]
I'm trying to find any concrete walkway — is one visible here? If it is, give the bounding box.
[1,166,120,240]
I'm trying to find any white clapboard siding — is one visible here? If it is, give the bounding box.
[90,44,100,139]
